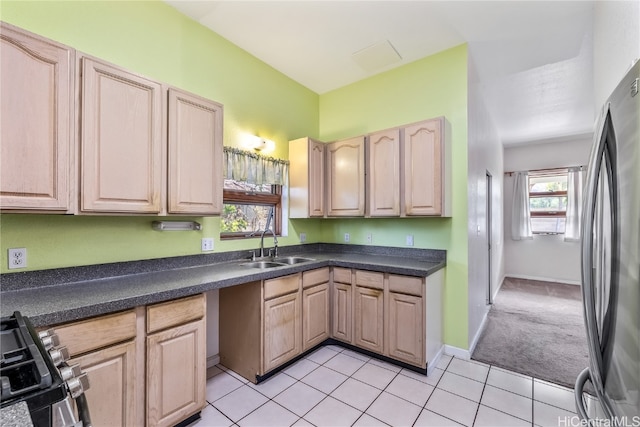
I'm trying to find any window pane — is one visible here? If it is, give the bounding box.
[531,217,566,233]
[221,204,272,233]
[529,175,568,193]
[530,196,567,212]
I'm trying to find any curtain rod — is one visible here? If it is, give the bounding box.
[504,165,587,176]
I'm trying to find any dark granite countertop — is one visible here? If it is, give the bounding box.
[0,244,445,327]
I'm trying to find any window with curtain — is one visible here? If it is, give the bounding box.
[221,147,289,239]
[511,167,583,237]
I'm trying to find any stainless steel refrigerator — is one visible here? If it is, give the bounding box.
[575,59,639,422]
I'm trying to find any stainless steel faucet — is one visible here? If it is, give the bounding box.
[259,229,278,258]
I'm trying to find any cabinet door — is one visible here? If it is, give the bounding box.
[302,283,330,351]
[81,57,163,213]
[167,88,223,215]
[263,291,301,373]
[403,118,443,216]
[388,292,424,366]
[367,129,400,216]
[0,23,74,212]
[326,137,365,216]
[353,286,384,353]
[308,140,325,217]
[69,340,137,427]
[332,282,352,343]
[147,319,206,427]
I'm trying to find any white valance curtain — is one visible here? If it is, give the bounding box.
[564,167,583,242]
[511,171,533,240]
[223,147,289,186]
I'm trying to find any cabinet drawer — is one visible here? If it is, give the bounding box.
[389,275,423,297]
[147,294,205,334]
[303,268,329,289]
[355,270,383,290]
[333,268,351,284]
[264,274,300,300]
[53,310,136,357]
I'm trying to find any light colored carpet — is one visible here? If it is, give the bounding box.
[471,277,590,390]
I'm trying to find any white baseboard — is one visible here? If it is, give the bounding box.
[207,354,220,368]
[427,346,445,376]
[468,310,489,356]
[444,345,471,360]
[505,274,581,286]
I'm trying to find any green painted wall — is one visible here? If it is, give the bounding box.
[0,0,320,272]
[317,45,469,349]
[0,3,470,350]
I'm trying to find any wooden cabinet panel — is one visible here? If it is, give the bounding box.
[54,310,136,357]
[167,88,223,215]
[333,268,352,284]
[388,292,424,366]
[147,293,205,334]
[70,340,137,427]
[0,23,74,212]
[303,267,329,289]
[332,282,352,343]
[263,291,301,373]
[367,129,400,216]
[327,137,365,216]
[147,319,206,427]
[388,275,423,297]
[355,270,384,290]
[354,286,384,353]
[403,118,444,216]
[80,57,163,213]
[264,274,300,300]
[289,137,325,218]
[302,283,330,351]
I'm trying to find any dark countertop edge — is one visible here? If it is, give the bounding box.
[1,245,446,327]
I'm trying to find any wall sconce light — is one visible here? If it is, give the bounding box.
[152,221,202,231]
[253,138,268,152]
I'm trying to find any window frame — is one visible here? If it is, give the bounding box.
[528,170,568,234]
[220,185,282,240]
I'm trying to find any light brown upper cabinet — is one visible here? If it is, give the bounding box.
[367,129,400,216]
[326,136,365,216]
[289,137,325,218]
[402,117,450,216]
[0,23,75,212]
[80,57,164,214]
[167,88,223,215]
[80,57,224,215]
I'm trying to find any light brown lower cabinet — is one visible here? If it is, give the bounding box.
[146,295,206,427]
[302,268,330,351]
[331,268,353,343]
[388,291,424,365]
[48,294,206,427]
[353,285,385,354]
[263,290,302,373]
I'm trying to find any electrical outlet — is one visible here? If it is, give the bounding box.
[406,235,414,246]
[344,233,350,243]
[201,238,214,252]
[366,233,373,244]
[299,232,307,243]
[8,248,27,269]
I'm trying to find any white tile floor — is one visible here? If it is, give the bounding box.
[194,347,586,427]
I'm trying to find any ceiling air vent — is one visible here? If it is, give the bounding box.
[352,40,402,73]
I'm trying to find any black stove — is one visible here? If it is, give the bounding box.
[0,312,90,427]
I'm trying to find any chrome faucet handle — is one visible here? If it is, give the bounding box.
[268,248,274,258]
[249,250,256,261]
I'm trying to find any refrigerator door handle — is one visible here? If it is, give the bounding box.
[575,368,592,421]
[580,105,612,401]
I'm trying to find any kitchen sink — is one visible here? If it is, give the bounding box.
[238,256,316,269]
[240,261,286,269]
[273,256,316,265]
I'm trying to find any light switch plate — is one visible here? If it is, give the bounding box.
[344,233,350,243]
[201,238,214,252]
[405,235,414,246]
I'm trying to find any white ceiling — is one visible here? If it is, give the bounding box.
[165,0,595,145]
